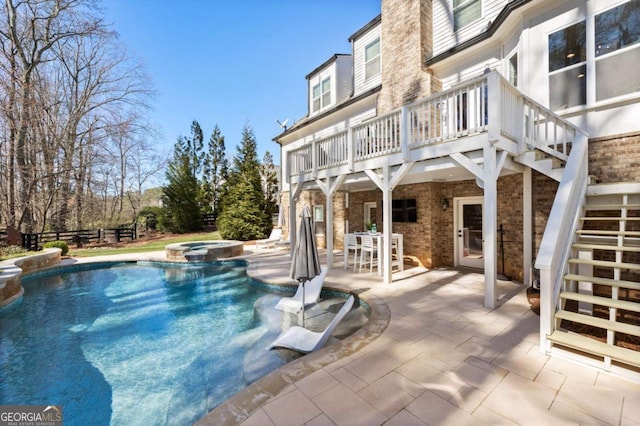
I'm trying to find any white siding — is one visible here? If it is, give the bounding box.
[433,0,510,57]
[335,56,353,103]
[353,23,382,96]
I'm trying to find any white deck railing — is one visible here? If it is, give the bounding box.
[287,71,577,180]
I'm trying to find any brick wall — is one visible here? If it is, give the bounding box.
[532,171,559,256]
[379,0,441,114]
[588,131,640,183]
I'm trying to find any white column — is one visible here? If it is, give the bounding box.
[289,188,297,259]
[326,191,334,268]
[483,143,498,308]
[523,167,532,287]
[382,166,392,284]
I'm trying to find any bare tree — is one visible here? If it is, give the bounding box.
[0,0,103,231]
[0,0,158,232]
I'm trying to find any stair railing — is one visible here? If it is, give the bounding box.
[535,130,589,353]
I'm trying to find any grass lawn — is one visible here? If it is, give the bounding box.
[67,231,223,257]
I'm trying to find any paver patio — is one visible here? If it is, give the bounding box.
[230,248,640,426]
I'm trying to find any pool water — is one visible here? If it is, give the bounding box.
[0,261,299,425]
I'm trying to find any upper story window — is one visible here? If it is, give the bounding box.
[548,0,640,110]
[364,38,381,80]
[453,0,482,32]
[312,77,331,113]
[548,21,587,110]
[508,52,518,87]
[594,1,640,101]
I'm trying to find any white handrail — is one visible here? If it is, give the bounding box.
[535,131,589,353]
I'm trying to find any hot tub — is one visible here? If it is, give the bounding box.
[165,241,244,261]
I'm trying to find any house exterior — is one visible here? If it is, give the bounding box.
[274,0,640,379]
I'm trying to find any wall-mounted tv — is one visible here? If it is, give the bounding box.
[392,199,417,223]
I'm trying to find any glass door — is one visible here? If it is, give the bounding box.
[455,197,484,269]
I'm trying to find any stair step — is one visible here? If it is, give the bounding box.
[584,204,640,211]
[572,243,640,253]
[560,291,640,313]
[576,230,640,237]
[568,258,640,271]
[548,331,640,367]
[577,236,640,248]
[555,310,640,337]
[580,217,640,221]
[564,274,640,291]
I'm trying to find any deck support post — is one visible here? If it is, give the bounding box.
[523,167,532,288]
[316,174,346,268]
[365,163,414,284]
[483,143,498,308]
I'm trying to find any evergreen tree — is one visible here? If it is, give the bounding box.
[186,120,205,178]
[261,151,279,222]
[161,131,202,233]
[217,125,271,240]
[201,125,228,219]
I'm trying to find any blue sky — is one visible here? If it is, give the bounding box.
[104,0,381,165]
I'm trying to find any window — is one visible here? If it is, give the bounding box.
[392,199,417,223]
[453,0,481,32]
[312,77,331,113]
[312,84,321,112]
[548,2,640,109]
[313,205,324,222]
[548,21,587,109]
[595,1,640,101]
[321,78,331,108]
[508,52,518,87]
[364,38,381,80]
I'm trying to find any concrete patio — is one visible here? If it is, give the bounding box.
[204,247,640,426]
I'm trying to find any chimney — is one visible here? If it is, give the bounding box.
[378,0,441,113]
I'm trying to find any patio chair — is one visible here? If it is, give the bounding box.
[275,266,328,312]
[256,228,283,250]
[359,234,378,274]
[267,295,355,354]
[344,234,361,271]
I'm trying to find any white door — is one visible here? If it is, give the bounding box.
[455,197,484,269]
[363,202,377,231]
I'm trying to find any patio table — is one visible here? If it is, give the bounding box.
[344,232,403,276]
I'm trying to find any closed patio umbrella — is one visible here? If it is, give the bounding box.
[290,205,322,327]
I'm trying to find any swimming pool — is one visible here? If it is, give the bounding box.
[0,261,306,425]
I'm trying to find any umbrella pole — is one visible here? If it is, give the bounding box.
[301,281,305,328]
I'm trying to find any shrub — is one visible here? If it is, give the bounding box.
[44,241,69,256]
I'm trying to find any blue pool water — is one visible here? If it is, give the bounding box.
[0,261,298,425]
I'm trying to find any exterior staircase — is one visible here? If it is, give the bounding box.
[547,183,640,373]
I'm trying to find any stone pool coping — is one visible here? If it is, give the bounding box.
[0,248,61,311]
[194,260,390,426]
